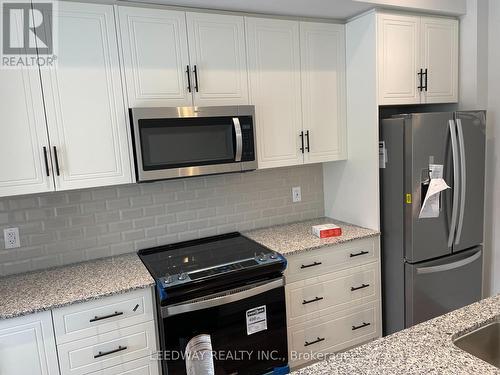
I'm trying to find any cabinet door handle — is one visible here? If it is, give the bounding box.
[94,345,127,359]
[53,146,60,176]
[89,311,123,323]
[42,147,50,177]
[305,130,310,152]
[300,261,322,269]
[304,337,325,347]
[417,68,423,91]
[350,250,369,258]
[352,322,371,331]
[424,68,428,91]
[193,65,199,92]
[186,65,192,93]
[302,296,324,305]
[351,283,370,291]
[299,131,304,153]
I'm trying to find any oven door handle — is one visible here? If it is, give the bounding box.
[161,277,284,317]
[233,117,243,162]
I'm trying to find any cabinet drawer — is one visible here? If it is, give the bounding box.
[285,238,379,283]
[286,263,379,321]
[53,288,154,344]
[288,302,380,367]
[86,357,159,375]
[58,320,157,375]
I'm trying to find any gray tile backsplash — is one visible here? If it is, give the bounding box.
[0,164,324,276]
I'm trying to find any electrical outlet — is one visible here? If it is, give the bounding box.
[4,227,20,249]
[292,186,302,203]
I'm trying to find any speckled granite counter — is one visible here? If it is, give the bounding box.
[244,217,379,256]
[291,294,500,375]
[0,254,154,319]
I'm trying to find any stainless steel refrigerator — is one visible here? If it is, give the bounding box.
[380,111,485,335]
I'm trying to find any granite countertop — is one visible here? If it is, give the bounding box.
[244,217,380,256]
[291,294,500,375]
[0,254,154,319]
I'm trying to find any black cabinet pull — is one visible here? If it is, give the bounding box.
[417,68,423,91]
[94,345,127,359]
[350,250,369,258]
[186,65,192,93]
[352,322,371,331]
[305,130,310,152]
[53,146,60,176]
[423,68,428,91]
[89,311,123,323]
[302,296,324,305]
[300,261,322,269]
[299,131,304,153]
[43,147,50,177]
[351,283,370,292]
[304,337,325,347]
[193,65,199,92]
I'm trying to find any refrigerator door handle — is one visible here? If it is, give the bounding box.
[448,120,460,248]
[455,118,467,245]
[415,249,481,274]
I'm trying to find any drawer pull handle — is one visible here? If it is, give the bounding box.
[302,296,324,305]
[350,251,369,258]
[133,304,139,312]
[301,261,322,269]
[94,345,127,359]
[352,322,371,331]
[304,337,325,347]
[89,311,123,323]
[351,283,370,292]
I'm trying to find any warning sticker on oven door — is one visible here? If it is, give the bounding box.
[246,305,267,335]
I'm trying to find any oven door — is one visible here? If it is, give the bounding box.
[130,106,256,182]
[159,278,288,375]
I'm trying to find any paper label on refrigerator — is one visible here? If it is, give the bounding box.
[419,178,450,218]
[246,305,267,335]
[429,164,444,179]
[185,334,215,375]
[379,141,387,169]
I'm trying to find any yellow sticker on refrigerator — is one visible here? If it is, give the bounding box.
[405,194,412,204]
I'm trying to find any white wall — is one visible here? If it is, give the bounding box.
[353,0,466,15]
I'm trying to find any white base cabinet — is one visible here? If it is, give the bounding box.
[285,237,382,370]
[0,311,60,375]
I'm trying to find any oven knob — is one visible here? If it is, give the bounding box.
[257,254,267,262]
[178,272,188,281]
[164,275,172,284]
[269,253,278,260]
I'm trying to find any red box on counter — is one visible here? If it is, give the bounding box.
[312,224,342,238]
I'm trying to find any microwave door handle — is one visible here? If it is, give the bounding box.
[233,117,243,162]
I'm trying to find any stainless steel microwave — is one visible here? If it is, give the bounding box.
[129,106,257,182]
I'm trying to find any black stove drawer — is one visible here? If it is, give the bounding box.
[159,278,288,375]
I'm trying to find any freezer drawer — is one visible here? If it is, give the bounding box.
[405,247,482,328]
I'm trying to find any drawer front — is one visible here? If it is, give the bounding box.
[285,237,379,283]
[53,288,154,344]
[58,320,157,375]
[287,263,378,320]
[86,357,159,375]
[289,302,380,368]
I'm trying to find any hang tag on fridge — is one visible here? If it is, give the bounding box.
[246,305,267,335]
[429,164,444,179]
[379,141,387,169]
[419,178,450,218]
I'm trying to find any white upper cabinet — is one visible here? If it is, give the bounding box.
[300,22,347,164]
[0,6,54,198]
[186,12,249,106]
[40,2,132,190]
[119,6,192,108]
[246,17,303,169]
[0,311,60,375]
[421,17,458,103]
[377,12,458,105]
[377,14,421,105]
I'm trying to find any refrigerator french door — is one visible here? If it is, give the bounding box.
[380,111,486,335]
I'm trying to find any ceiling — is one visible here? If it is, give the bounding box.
[124,0,376,20]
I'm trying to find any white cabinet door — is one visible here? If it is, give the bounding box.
[300,22,347,164]
[187,12,248,106]
[0,7,54,198]
[246,17,303,169]
[377,14,421,105]
[0,311,59,375]
[119,6,192,108]
[421,17,458,104]
[40,2,132,191]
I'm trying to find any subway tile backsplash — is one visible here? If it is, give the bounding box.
[0,164,324,276]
